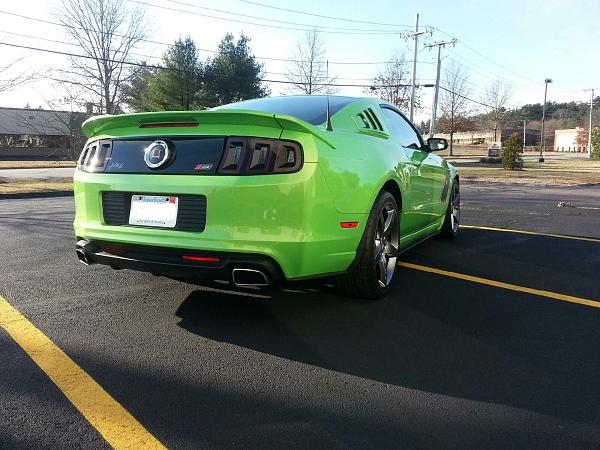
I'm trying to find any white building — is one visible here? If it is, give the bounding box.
[554,128,586,152]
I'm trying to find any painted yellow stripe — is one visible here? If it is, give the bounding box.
[0,296,166,450]
[461,225,600,244]
[398,262,600,309]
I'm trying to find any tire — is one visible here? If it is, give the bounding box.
[439,179,460,238]
[336,190,400,299]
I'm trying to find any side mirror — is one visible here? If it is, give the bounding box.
[427,137,448,151]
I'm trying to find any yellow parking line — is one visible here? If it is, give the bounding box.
[461,225,600,244]
[398,262,600,309]
[0,295,166,450]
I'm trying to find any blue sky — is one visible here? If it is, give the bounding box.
[1,0,598,120]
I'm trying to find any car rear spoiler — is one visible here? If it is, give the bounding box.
[81,109,335,148]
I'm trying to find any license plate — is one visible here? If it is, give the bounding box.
[129,195,178,228]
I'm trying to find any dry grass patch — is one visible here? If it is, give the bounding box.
[455,158,600,185]
[0,160,76,169]
[0,178,73,195]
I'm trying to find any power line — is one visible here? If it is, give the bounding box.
[435,27,586,96]
[0,9,420,66]
[0,27,434,83]
[0,28,163,62]
[161,0,408,33]
[235,0,421,28]
[439,85,494,109]
[0,40,436,89]
[129,0,405,35]
[434,27,540,85]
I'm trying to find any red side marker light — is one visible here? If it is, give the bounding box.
[181,255,221,263]
[140,122,199,128]
[340,222,359,228]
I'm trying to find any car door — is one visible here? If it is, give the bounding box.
[379,106,445,233]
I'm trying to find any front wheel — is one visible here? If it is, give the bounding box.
[439,180,460,238]
[336,191,400,299]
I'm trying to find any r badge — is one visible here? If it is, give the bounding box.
[194,163,213,171]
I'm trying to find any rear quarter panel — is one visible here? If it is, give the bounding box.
[316,129,408,214]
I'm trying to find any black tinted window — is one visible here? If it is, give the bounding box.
[380,107,422,149]
[214,96,354,125]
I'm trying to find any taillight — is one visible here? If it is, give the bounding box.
[217,137,302,175]
[78,140,112,172]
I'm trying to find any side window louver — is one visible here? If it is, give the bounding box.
[356,108,384,132]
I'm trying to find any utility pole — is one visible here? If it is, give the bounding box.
[539,78,552,162]
[584,88,594,158]
[425,39,457,138]
[523,120,527,152]
[401,14,433,122]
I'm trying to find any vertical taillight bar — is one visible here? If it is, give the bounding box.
[217,137,303,175]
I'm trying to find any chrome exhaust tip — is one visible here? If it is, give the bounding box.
[75,240,95,265]
[75,247,89,265]
[232,268,270,287]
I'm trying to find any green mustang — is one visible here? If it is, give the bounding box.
[74,95,459,299]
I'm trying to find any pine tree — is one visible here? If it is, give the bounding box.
[204,34,269,107]
[146,37,204,111]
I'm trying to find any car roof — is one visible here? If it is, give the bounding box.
[214,95,384,126]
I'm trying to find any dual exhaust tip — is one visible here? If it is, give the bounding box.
[76,240,93,265]
[76,241,270,287]
[231,268,270,287]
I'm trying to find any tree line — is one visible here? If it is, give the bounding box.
[5,0,598,153]
[120,34,268,112]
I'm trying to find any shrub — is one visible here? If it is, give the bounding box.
[502,133,523,170]
[591,127,600,160]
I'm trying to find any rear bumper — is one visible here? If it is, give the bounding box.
[73,165,366,279]
[75,239,285,284]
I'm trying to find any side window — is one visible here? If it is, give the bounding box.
[380,107,422,150]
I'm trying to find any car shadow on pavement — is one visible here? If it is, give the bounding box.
[175,272,600,425]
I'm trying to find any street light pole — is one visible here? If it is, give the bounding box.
[539,78,552,162]
[523,120,526,152]
[587,88,594,158]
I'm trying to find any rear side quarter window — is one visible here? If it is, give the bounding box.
[379,106,424,150]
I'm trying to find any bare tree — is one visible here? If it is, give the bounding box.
[439,62,472,156]
[286,29,336,95]
[0,59,38,93]
[364,52,411,110]
[53,0,146,114]
[482,79,512,141]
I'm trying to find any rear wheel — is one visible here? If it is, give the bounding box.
[440,180,460,238]
[337,191,399,299]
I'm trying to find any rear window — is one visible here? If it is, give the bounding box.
[213,96,355,125]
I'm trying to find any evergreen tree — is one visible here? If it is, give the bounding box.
[204,33,269,106]
[502,133,523,170]
[591,127,600,159]
[121,63,155,112]
[146,37,204,111]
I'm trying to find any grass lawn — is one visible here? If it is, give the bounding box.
[0,178,73,195]
[454,158,600,185]
[0,160,76,169]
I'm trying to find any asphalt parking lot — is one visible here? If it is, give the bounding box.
[1,183,599,449]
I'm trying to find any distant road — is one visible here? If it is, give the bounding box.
[0,167,75,179]
[446,152,590,164]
